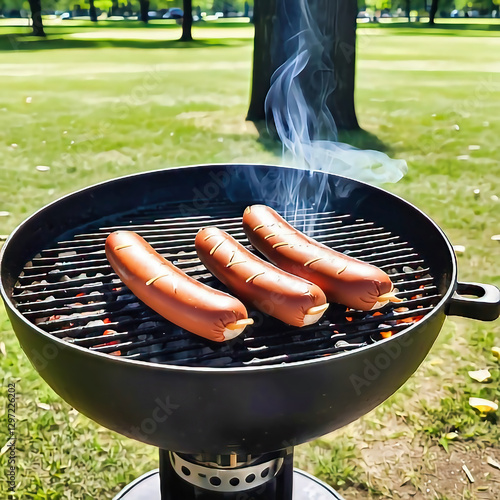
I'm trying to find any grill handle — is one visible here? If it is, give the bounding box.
[446,282,500,321]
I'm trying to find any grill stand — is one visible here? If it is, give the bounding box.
[113,448,344,499]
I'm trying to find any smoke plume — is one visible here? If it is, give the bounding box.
[264,0,407,210]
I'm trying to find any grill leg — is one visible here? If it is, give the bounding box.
[275,448,294,500]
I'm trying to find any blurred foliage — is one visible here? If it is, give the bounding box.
[1,0,495,17]
[0,0,253,14]
[358,0,496,15]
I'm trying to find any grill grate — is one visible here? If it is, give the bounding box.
[12,203,441,367]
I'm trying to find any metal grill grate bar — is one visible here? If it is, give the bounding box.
[76,213,350,240]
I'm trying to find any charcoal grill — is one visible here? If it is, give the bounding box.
[1,164,499,499]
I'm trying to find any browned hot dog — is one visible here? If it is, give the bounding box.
[105,231,253,342]
[242,205,400,311]
[195,227,329,327]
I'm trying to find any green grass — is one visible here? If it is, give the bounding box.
[0,21,499,499]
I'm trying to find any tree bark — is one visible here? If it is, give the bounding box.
[139,0,149,23]
[180,0,193,41]
[429,0,439,24]
[89,0,98,22]
[325,0,359,130]
[406,0,411,20]
[246,0,276,121]
[28,0,45,36]
[247,0,359,131]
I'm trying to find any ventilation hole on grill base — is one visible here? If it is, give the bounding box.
[261,467,270,478]
[210,476,222,486]
[229,477,240,486]
[245,473,256,483]
[181,466,191,476]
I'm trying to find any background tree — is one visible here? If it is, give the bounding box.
[27,0,45,36]
[429,0,439,23]
[181,0,193,40]
[139,0,149,22]
[89,0,98,21]
[247,0,359,130]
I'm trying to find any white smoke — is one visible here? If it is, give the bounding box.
[265,0,407,186]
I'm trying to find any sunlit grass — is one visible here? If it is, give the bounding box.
[0,22,499,499]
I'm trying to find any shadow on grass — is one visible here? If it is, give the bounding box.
[251,120,393,160]
[0,19,252,29]
[0,33,249,51]
[338,128,391,153]
[360,21,500,36]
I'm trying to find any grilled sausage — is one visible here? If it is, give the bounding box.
[195,227,329,327]
[242,205,400,311]
[105,231,253,342]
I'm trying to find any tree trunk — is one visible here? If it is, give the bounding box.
[246,0,276,121]
[406,0,411,20]
[325,0,359,130]
[180,0,193,41]
[429,0,438,24]
[28,0,45,36]
[139,0,149,23]
[89,0,98,22]
[247,0,359,131]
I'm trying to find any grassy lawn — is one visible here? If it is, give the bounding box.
[0,20,499,499]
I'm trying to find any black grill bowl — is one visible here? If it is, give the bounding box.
[1,164,498,455]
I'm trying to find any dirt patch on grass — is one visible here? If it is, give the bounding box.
[341,439,500,499]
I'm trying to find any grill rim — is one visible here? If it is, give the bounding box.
[0,163,458,373]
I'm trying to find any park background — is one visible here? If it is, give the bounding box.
[0,3,500,499]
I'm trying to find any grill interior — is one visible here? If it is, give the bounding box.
[11,202,441,367]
